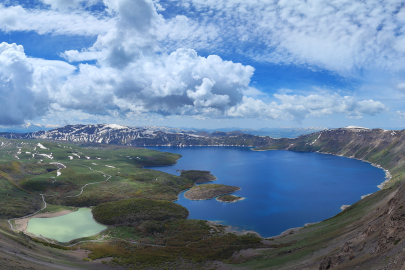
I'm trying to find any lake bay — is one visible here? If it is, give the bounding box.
[147,147,386,237]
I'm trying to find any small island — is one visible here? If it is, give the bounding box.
[184,184,240,200]
[179,170,217,183]
[216,194,245,203]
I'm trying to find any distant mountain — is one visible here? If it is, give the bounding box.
[2,124,403,153]
[0,124,276,147]
[149,126,328,138]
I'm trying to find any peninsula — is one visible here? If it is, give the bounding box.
[184,184,241,200]
[216,194,245,203]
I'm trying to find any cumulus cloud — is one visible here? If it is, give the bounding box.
[0,42,76,125]
[58,48,253,116]
[54,0,389,122]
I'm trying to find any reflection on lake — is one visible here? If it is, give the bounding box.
[26,208,106,242]
[147,147,386,237]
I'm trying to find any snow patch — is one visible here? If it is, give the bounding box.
[85,156,90,159]
[68,156,73,160]
[37,143,48,150]
[37,153,53,159]
[104,124,127,130]
[311,133,322,145]
[105,165,115,168]
[72,153,81,158]
[50,162,66,169]
[344,126,370,130]
[341,205,350,210]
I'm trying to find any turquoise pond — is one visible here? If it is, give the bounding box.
[26,208,107,242]
[146,147,386,237]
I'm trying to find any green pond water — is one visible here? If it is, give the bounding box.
[26,208,107,242]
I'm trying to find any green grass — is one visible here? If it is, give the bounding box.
[38,204,77,214]
[0,138,192,212]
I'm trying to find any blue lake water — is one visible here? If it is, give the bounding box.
[146,147,385,237]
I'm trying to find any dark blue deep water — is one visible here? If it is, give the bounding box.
[146,147,385,237]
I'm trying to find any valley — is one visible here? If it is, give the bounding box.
[1,125,405,269]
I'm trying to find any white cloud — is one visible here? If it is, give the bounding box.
[0,0,391,126]
[0,42,75,125]
[0,4,114,36]
[396,110,405,119]
[58,48,254,116]
[395,82,405,92]
[40,0,101,10]
[227,94,386,122]
[54,0,388,122]
[3,0,405,76]
[160,0,405,75]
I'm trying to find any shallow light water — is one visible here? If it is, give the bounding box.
[146,147,386,237]
[26,208,106,242]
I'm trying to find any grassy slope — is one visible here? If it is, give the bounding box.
[0,138,191,217]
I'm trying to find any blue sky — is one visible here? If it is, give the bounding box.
[1,0,405,130]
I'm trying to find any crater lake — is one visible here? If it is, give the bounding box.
[146,147,386,237]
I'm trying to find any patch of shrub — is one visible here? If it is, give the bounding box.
[92,198,189,226]
[19,180,47,192]
[180,170,217,183]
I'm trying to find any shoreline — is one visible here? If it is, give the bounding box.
[251,148,393,239]
[207,220,262,238]
[15,209,76,232]
[313,150,392,190]
[172,146,392,241]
